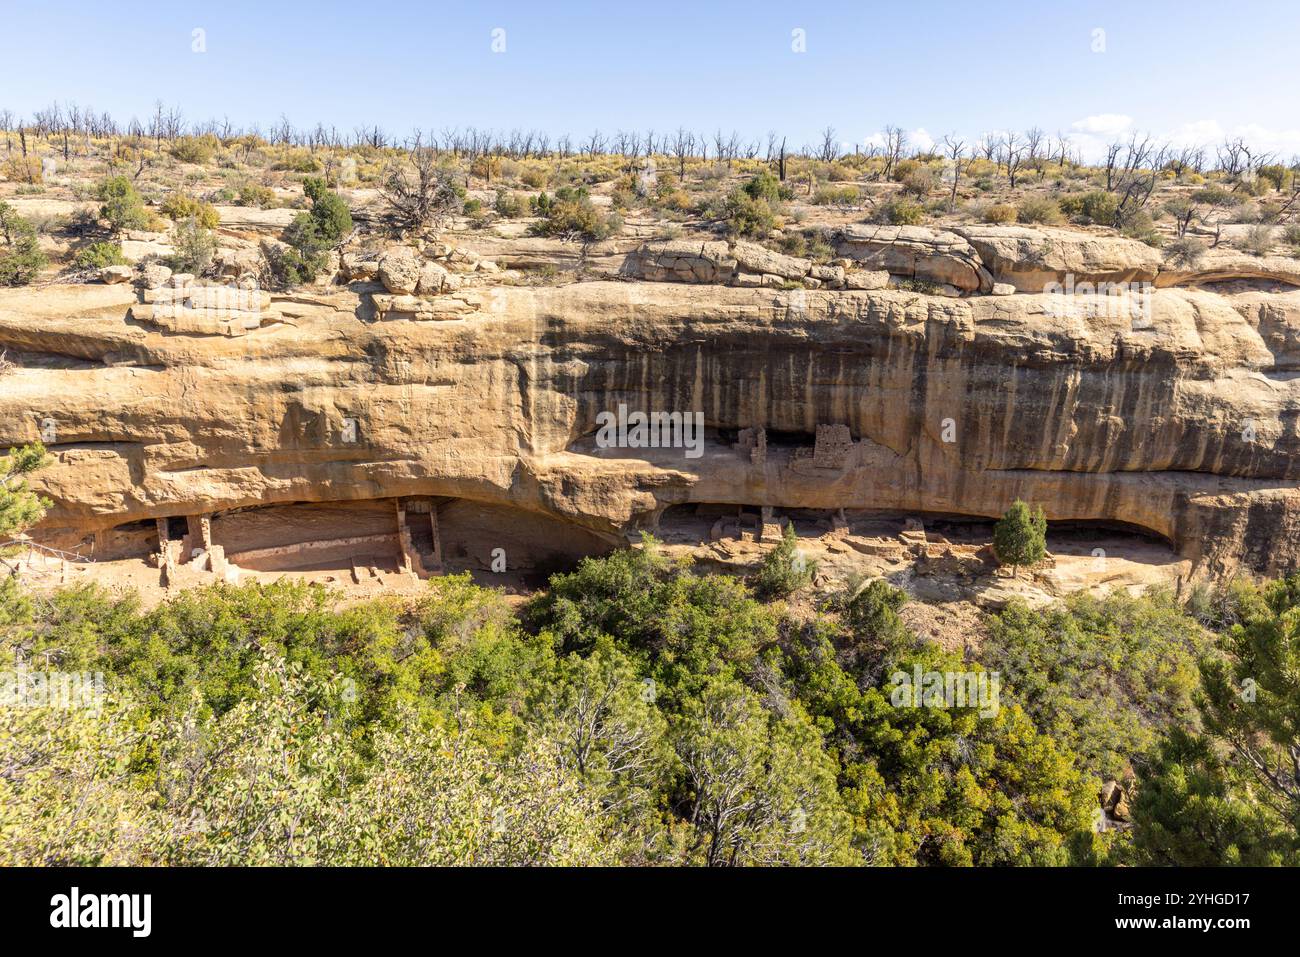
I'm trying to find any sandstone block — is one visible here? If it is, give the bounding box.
[379,246,422,294]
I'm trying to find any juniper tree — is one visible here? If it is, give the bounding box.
[993,500,1047,575]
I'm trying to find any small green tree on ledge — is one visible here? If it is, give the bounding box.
[993,500,1047,576]
[1,443,51,544]
[754,522,816,599]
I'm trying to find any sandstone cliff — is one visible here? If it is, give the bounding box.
[2,225,1299,581]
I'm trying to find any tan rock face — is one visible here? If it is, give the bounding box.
[1,270,1299,579]
[952,225,1163,292]
[834,225,992,292]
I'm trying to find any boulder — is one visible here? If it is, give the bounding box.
[836,225,990,293]
[136,262,173,289]
[844,269,890,290]
[623,239,736,284]
[952,224,1162,293]
[810,263,846,286]
[213,246,262,279]
[378,246,422,294]
[730,241,812,281]
[340,252,380,282]
[120,237,175,263]
[417,261,450,295]
[99,265,133,284]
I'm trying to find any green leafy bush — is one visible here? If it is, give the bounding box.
[160,193,220,229]
[167,217,216,274]
[812,185,859,207]
[169,135,218,165]
[718,189,776,238]
[753,523,815,599]
[982,203,1018,224]
[984,591,1208,782]
[0,201,48,285]
[269,178,354,286]
[97,176,154,233]
[993,499,1046,572]
[529,186,621,242]
[740,169,789,205]
[1016,195,1063,225]
[493,189,525,218]
[873,196,924,225]
[73,241,127,270]
[1059,190,1118,226]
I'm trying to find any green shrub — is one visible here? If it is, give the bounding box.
[167,217,216,274]
[270,178,353,285]
[263,245,322,288]
[1283,224,1300,252]
[1163,235,1207,268]
[1059,191,1118,226]
[97,176,153,233]
[1016,196,1063,225]
[1242,224,1275,257]
[302,178,353,245]
[981,203,1017,224]
[812,185,859,207]
[493,189,525,218]
[529,186,621,242]
[993,500,1047,573]
[236,181,277,208]
[984,591,1209,782]
[73,241,127,270]
[873,197,924,226]
[741,170,789,205]
[0,201,48,286]
[785,227,834,262]
[169,136,218,165]
[160,193,220,230]
[720,189,777,238]
[753,524,816,599]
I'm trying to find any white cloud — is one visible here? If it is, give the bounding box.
[1220,123,1300,159]
[1064,115,1300,163]
[1167,119,1223,147]
[1070,113,1134,137]
[910,128,935,153]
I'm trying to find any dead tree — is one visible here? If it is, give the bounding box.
[1110,134,1169,228]
[669,127,694,181]
[818,126,839,164]
[942,134,967,212]
[881,125,906,180]
[380,135,463,233]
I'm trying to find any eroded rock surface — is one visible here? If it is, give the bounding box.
[2,247,1300,581]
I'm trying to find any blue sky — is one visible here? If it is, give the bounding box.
[3,0,1298,158]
